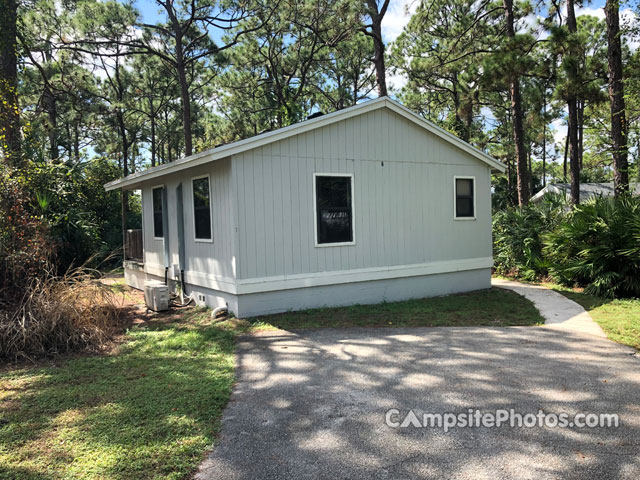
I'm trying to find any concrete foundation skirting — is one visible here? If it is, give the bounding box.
[236,268,491,317]
[124,266,491,318]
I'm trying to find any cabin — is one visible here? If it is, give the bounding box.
[105,97,506,317]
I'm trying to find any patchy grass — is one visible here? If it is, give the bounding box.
[548,286,640,350]
[0,309,244,480]
[249,288,544,330]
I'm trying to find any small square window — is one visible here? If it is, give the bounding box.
[455,178,475,218]
[152,187,164,238]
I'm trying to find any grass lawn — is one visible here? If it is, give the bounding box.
[549,287,640,350]
[251,288,544,330]
[0,310,246,480]
[0,287,541,480]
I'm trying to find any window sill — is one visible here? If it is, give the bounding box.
[314,241,356,248]
[453,217,476,221]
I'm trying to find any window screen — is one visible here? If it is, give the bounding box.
[152,187,164,238]
[315,175,353,244]
[455,178,474,218]
[193,177,212,240]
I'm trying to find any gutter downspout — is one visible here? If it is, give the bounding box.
[176,182,187,298]
[161,186,170,286]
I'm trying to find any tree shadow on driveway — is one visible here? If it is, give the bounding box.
[196,326,640,480]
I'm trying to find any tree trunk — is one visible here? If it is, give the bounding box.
[0,0,21,166]
[578,99,584,168]
[528,146,533,194]
[353,76,358,106]
[563,125,569,183]
[364,0,389,97]
[177,63,193,157]
[605,0,629,196]
[542,88,547,187]
[504,0,530,205]
[566,0,581,205]
[73,120,80,161]
[116,108,129,256]
[43,85,58,161]
[150,100,156,167]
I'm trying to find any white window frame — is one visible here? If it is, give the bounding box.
[453,176,476,221]
[192,174,214,243]
[313,172,356,247]
[151,184,165,240]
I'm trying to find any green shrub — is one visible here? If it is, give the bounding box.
[544,196,640,298]
[492,195,564,280]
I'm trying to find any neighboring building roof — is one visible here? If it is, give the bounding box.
[105,97,506,191]
[530,182,640,203]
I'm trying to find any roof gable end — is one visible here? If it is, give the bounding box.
[105,97,505,191]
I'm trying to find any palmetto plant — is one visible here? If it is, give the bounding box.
[544,196,640,298]
[492,195,565,280]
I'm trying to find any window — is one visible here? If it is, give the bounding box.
[314,174,354,245]
[152,187,164,238]
[454,177,475,219]
[193,176,212,240]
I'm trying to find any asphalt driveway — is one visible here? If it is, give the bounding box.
[196,327,640,479]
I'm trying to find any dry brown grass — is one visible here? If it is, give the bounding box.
[0,266,125,362]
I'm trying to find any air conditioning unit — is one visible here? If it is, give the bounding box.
[144,281,169,311]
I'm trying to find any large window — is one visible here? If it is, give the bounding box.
[152,186,164,238]
[454,177,475,219]
[314,174,354,246]
[193,176,212,241]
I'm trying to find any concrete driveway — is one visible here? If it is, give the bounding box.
[196,327,640,479]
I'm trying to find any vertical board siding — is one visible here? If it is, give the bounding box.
[142,157,235,281]
[232,107,493,281]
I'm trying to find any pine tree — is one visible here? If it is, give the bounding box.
[0,0,21,165]
[605,0,629,196]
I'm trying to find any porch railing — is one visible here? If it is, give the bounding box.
[125,229,143,261]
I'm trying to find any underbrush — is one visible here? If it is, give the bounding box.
[0,268,124,361]
[493,194,640,298]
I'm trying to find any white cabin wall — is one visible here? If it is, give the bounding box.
[141,184,163,270]
[232,108,493,281]
[140,157,235,282]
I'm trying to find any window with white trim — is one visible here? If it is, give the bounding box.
[455,177,475,218]
[315,174,354,245]
[193,176,212,240]
[152,186,164,238]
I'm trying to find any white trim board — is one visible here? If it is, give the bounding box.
[191,173,214,243]
[105,98,506,191]
[453,176,477,221]
[130,257,493,295]
[313,172,356,247]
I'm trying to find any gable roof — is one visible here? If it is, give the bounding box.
[105,97,506,191]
